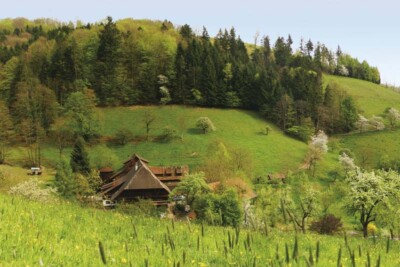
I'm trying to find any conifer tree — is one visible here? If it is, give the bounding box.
[70,136,90,174]
[54,158,75,198]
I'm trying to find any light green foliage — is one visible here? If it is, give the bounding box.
[346,168,400,237]
[196,116,216,134]
[54,158,75,198]
[201,142,253,182]
[89,145,119,170]
[285,125,313,142]
[74,169,102,197]
[64,91,100,141]
[170,172,210,205]
[193,188,242,227]
[159,125,177,142]
[217,189,242,227]
[281,179,321,233]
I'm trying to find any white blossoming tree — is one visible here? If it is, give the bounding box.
[355,114,370,133]
[346,168,400,237]
[306,130,328,176]
[339,152,356,173]
[369,115,385,131]
[196,117,216,134]
[386,107,400,129]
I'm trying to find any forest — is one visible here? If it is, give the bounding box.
[0,16,381,147]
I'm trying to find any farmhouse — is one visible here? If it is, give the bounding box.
[101,154,188,205]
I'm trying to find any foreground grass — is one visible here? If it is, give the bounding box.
[1,193,399,266]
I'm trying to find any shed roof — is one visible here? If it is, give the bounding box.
[99,166,114,173]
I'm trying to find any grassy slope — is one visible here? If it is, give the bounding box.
[324,75,400,117]
[324,75,400,169]
[31,106,307,177]
[95,106,307,176]
[1,193,398,266]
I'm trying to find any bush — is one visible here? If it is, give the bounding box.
[285,125,313,142]
[196,117,216,134]
[368,223,378,236]
[9,178,57,202]
[159,126,177,142]
[193,189,242,227]
[310,214,343,235]
[338,148,356,160]
[114,128,134,145]
[117,199,160,217]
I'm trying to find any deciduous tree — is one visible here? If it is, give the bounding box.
[346,168,400,237]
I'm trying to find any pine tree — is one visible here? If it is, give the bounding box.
[70,136,90,174]
[95,16,122,105]
[54,158,75,198]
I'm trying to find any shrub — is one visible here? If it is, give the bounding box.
[368,223,378,236]
[196,117,216,134]
[285,125,313,142]
[117,199,159,217]
[159,126,177,142]
[193,189,242,227]
[310,214,343,234]
[9,178,57,202]
[338,148,355,160]
[114,128,134,145]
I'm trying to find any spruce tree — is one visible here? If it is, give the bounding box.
[54,158,75,198]
[70,136,90,174]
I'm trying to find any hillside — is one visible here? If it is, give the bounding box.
[324,75,400,169]
[324,75,400,116]
[1,193,398,266]
[38,106,308,177]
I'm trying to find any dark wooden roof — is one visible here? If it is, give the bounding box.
[101,155,170,201]
[99,166,113,173]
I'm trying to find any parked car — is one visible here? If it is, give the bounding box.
[102,199,116,208]
[28,167,42,175]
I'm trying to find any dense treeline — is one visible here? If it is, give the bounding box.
[0,17,379,141]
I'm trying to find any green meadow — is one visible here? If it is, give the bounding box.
[9,106,308,177]
[1,193,399,267]
[324,75,400,169]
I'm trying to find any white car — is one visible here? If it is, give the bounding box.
[102,200,116,208]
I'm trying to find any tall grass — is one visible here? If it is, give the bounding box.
[1,193,399,266]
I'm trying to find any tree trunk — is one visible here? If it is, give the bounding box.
[362,223,368,238]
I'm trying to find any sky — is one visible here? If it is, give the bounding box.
[1,0,399,85]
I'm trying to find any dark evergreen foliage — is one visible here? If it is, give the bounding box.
[70,136,90,174]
